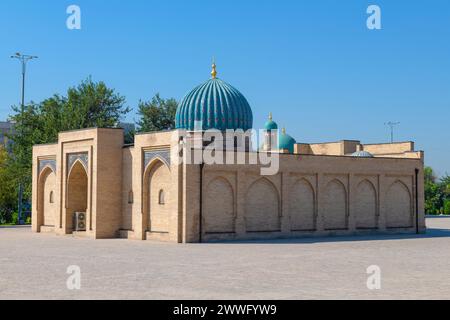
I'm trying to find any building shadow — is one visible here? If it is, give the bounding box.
[207,217,450,245]
[0,225,32,229]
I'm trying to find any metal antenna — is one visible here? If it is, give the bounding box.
[385,121,400,144]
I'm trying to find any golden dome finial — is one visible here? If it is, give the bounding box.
[282,127,286,135]
[269,112,273,121]
[211,57,217,79]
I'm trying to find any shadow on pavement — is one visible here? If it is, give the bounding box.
[207,218,450,245]
[0,225,32,229]
[209,229,450,245]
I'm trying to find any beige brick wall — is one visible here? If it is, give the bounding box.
[294,141,422,159]
[296,140,360,156]
[363,142,414,155]
[33,128,124,239]
[245,177,281,232]
[40,168,57,227]
[354,179,377,229]
[121,147,133,231]
[95,129,124,238]
[185,152,425,243]
[32,144,58,233]
[203,176,235,234]
[134,130,182,242]
[32,129,425,244]
[309,142,343,156]
[323,178,347,230]
[289,178,315,231]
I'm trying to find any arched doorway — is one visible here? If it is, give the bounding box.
[37,167,57,230]
[67,161,88,233]
[143,159,171,235]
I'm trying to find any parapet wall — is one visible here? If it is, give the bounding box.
[294,140,423,160]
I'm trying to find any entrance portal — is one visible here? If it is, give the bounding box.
[66,161,88,233]
[143,159,171,236]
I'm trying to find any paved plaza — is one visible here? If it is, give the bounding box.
[1,217,449,300]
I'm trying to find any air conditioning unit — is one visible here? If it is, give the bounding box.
[73,212,87,232]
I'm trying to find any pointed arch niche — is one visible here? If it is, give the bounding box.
[66,160,88,233]
[204,177,235,234]
[143,158,171,235]
[37,165,57,230]
[323,179,348,230]
[290,178,316,231]
[245,178,280,232]
[355,179,378,229]
[386,180,413,228]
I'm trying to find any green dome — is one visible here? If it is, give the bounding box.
[278,129,296,153]
[264,113,278,130]
[175,64,253,131]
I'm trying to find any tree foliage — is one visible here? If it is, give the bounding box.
[0,78,129,223]
[0,146,17,224]
[136,93,177,133]
[424,166,450,215]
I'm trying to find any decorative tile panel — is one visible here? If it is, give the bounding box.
[144,149,170,169]
[68,153,88,171]
[39,159,56,174]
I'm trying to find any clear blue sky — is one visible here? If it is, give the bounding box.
[1,0,449,175]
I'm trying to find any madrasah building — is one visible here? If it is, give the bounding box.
[32,63,426,243]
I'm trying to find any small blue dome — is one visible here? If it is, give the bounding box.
[265,120,278,131]
[264,113,278,131]
[278,129,296,153]
[175,76,253,131]
[351,150,374,158]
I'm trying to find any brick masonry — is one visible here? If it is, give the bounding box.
[32,128,425,243]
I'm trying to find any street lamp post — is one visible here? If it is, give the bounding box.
[11,52,38,225]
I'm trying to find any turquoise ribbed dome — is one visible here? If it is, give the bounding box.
[278,130,296,153]
[176,77,253,131]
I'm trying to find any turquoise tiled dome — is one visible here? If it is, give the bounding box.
[278,129,296,153]
[175,67,253,131]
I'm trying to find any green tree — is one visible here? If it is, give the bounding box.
[424,166,443,215]
[423,167,450,215]
[444,200,450,215]
[0,146,17,224]
[439,174,450,215]
[5,78,129,210]
[440,174,450,197]
[7,103,44,200]
[424,166,437,184]
[136,93,178,133]
[425,183,442,215]
[61,78,129,130]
